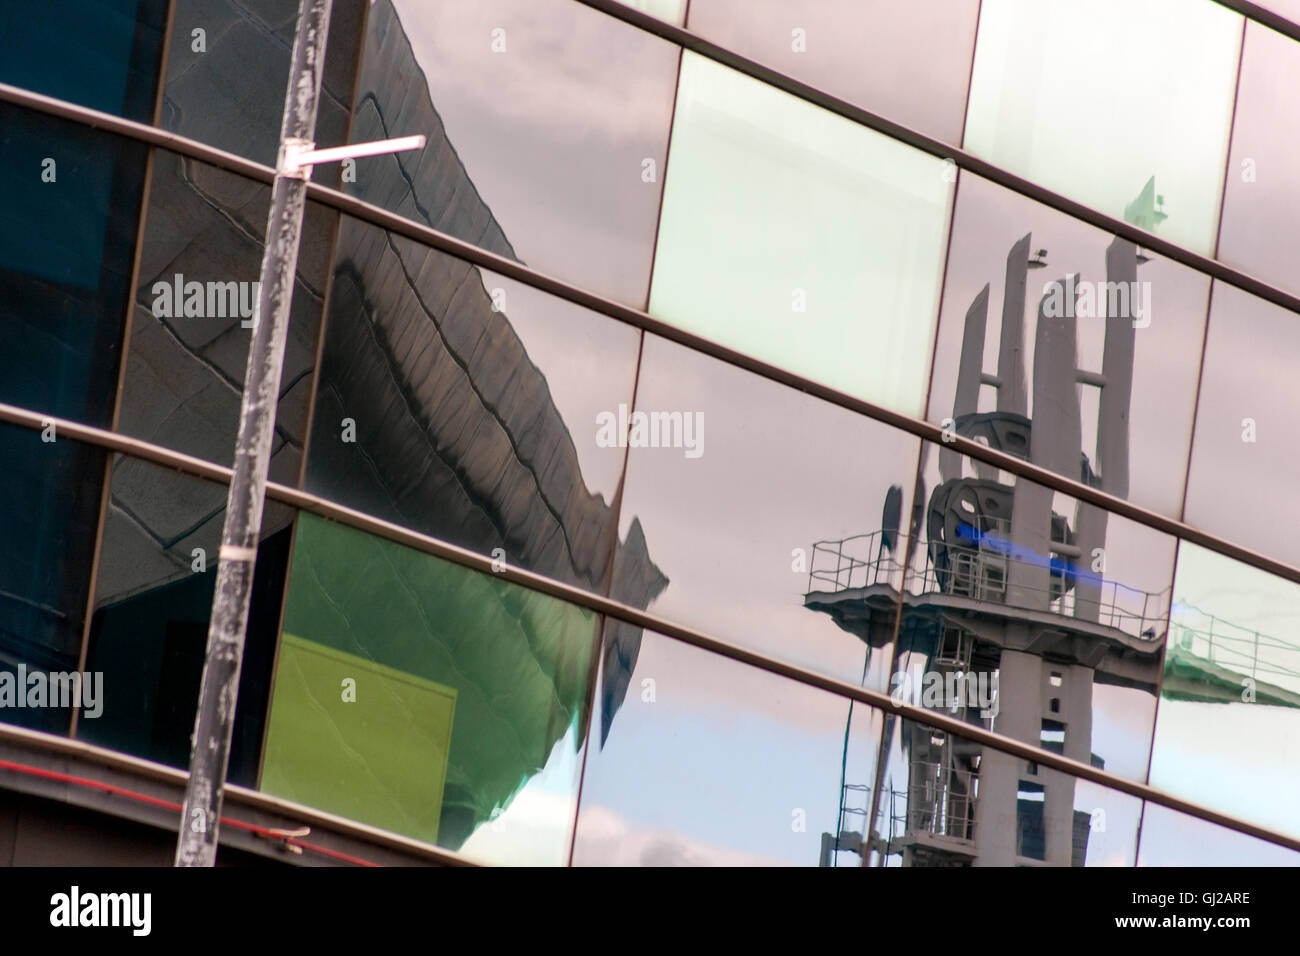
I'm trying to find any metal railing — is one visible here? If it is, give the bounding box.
[859,760,979,860]
[808,529,1168,641]
[1169,604,1300,690]
[807,530,904,593]
[905,760,978,843]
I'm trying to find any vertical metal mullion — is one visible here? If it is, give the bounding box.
[71,0,178,741]
[176,0,335,868]
[564,6,691,863]
[1134,13,1250,865]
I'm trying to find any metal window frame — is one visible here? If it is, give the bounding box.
[6,7,1300,860]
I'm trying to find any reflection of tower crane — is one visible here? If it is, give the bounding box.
[809,231,1168,867]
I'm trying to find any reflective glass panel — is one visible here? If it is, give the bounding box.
[0,0,165,121]
[0,105,146,425]
[161,0,365,173]
[79,455,291,785]
[612,335,917,693]
[870,716,1142,866]
[649,52,954,413]
[1148,542,1300,843]
[0,424,104,734]
[686,0,981,143]
[928,173,1208,518]
[897,441,1175,783]
[1217,21,1300,296]
[0,106,147,735]
[118,153,333,485]
[573,628,884,866]
[262,512,599,864]
[963,0,1242,255]
[1137,800,1300,866]
[303,217,642,597]
[1183,283,1300,568]
[345,0,679,306]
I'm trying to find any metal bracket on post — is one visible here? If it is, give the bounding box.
[280,134,426,181]
[279,137,316,180]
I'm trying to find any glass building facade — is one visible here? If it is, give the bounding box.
[1,0,1299,866]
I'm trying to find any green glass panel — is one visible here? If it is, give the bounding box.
[963,0,1241,255]
[264,513,598,861]
[262,634,456,845]
[649,52,953,415]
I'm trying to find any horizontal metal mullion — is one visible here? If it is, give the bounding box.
[1217,0,1300,42]
[0,83,274,184]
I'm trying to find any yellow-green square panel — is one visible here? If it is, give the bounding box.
[262,633,456,844]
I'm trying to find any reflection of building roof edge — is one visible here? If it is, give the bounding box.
[344,0,667,745]
[360,0,519,263]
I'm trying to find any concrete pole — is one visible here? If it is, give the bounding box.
[175,0,333,867]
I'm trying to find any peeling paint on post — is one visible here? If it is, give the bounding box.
[175,0,334,867]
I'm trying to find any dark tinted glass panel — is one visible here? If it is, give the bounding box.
[79,456,290,784]
[0,0,166,121]
[686,0,980,144]
[613,336,918,694]
[1218,22,1300,296]
[117,152,334,484]
[1137,800,1300,866]
[303,216,642,597]
[0,105,147,424]
[161,0,365,174]
[344,0,679,306]
[1147,543,1300,844]
[1183,283,1300,568]
[928,174,1208,518]
[896,441,1174,783]
[871,716,1142,866]
[0,424,104,734]
[262,512,598,863]
[0,106,148,735]
[573,629,883,866]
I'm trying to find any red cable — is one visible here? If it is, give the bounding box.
[0,757,382,867]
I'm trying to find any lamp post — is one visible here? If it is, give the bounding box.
[175,0,423,866]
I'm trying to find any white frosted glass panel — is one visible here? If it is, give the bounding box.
[650,52,953,414]
[963,0,1242,255]
[1149,543,1300,843]
[616,0,687,24]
